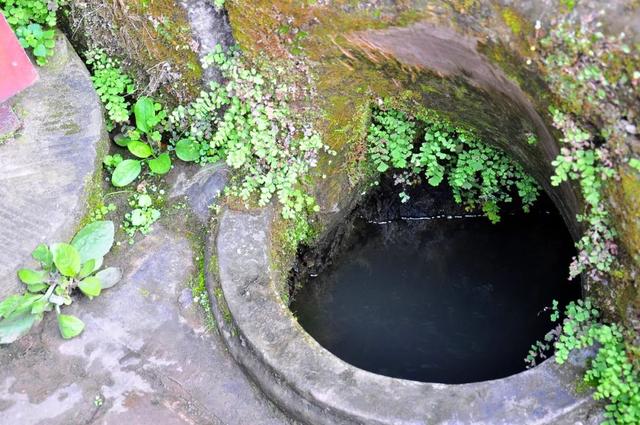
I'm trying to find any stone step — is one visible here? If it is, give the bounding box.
[0,31,107,300]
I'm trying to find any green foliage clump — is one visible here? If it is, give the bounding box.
[0,221,121,343]
[168,45,328,228]
[367,108,540,223]
[548,108,617,280]
[109,96,172,187]
[528,299,640,424]
[0,0,61,65]
[89,203,117,222]
[85,48,135,130]
[122,191,161,243]
[536,17,639,282]
[367,109,416,172]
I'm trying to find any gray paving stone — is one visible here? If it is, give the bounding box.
[0,32,107,300]
[0,225,292,425]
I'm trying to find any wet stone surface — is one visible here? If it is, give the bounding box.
[0,104,20,138]
[0,225,292,425]
[292,208,579,384]
[169,162,229,221]
[0,32,106,300]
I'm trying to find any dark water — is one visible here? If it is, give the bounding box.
[290,208,579,384]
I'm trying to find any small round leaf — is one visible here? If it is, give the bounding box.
[148,153,172,175]
[175,139,200,162]
[78,277,102,299]
[58,314,85,339]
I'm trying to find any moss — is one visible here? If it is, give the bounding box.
[137,0,204,100]
[77,131,110,231]
[500,7,526,36]
[191,247,216,332]
[269,214,298,296]
[64,0,203,104]
[617,170,640,267]
[607,168,640,321]
[228,1,640,333]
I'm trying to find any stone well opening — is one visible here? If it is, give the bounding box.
[280,20,596,386]
[289,169,581,384]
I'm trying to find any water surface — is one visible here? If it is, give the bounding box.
[291,209,579,384]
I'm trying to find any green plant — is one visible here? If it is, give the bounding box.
[535,17,639,282]
[0,221,122,343]
[15,23,56,65]
[367,108,540,223]
[367,109,416,172]
[528,299,640,424]
[85,48,135,130]
[548,108,617,280]
[89,203,117,222]
[110,96,172,187]
[122,191,161,243]
[1,0,61,65]
[168,45,328,224]
[102,153,123,172]
[526,133,538,145]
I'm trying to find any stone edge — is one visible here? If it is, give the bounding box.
[207,207,600,425]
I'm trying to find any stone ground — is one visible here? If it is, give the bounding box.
[0,32,106,300]
[0,25,292,423]
[0,216,293,425]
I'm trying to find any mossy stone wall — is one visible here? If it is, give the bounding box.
[226,0,640,323]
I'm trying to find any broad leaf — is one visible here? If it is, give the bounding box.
[17,268,48,285]
[26,283,48,293]
[51,243,81,277]
[58,314,85,339]
[30,299,51,315]
[78,259,96,279]
[111,159,142,187]
[94,267,122,290]
[93,256,104,272]
[114,135,132,147]
[148,153,171,175]
[0,312,41,344]
[71,221,114,264]
[134,96,156,134]
[127,141,153,159]
[13,294,41,314]
[78,277,102,299]
[175,139,200,162]
[0,295,22,318]
[31,244,53,269]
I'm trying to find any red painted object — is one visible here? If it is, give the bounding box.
[0,13,39,103]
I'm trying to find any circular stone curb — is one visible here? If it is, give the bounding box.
[209,207,602,425]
